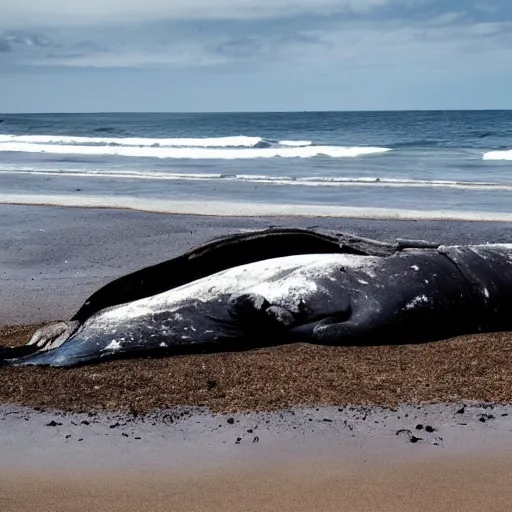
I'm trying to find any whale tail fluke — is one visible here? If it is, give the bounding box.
[0,344,41,365]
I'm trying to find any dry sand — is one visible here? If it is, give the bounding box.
[2,324,512,413]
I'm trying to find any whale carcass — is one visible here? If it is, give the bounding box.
[2,228,512,367]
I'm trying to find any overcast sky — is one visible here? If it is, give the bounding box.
[1,0,511,112]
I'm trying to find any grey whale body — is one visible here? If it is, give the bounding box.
[3,228,512,367]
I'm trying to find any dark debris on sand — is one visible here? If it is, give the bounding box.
[1,325,512,414]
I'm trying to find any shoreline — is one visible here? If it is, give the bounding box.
[2,194,512,222]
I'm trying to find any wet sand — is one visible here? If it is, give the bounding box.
[2,401,512,512]
[4,455,512,512]
[2,204,512,510]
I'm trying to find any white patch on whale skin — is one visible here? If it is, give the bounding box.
[247,277,319,313]
[404,295,429,310]
[103,339,122,351]
[483,287,490,299]
[358,279,370,285]
[63,253,383,350]
[411,265,420,271]
[440,243,512,250]
[474,243,512,249]
[91,253,381,327]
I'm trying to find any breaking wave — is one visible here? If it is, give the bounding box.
[0,134,264,148]
[278,140,313,147]
[0,141,392,159]
[483,150,512,161]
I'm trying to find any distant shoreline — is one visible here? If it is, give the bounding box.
[2,108,512,115]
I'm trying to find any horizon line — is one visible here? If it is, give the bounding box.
[2,108,512,115]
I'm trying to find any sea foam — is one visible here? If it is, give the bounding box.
[0,142,391,159]
[278,140,313,147]
[483,150,512,161]
[0,134,263,148]
[2,193,512,222]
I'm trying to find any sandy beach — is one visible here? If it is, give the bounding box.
[3,400,512,512]
[3,450,512,511]
[2,204,512,511]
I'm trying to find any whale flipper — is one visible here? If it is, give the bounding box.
[26,321,79,351]
[227,293,296,331]
[288,314,384,346]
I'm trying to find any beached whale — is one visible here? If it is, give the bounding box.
[2,228,512,367]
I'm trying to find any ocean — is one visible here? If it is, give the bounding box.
[1,110,511,220]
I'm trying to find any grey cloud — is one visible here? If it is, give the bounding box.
[0,38,11,52]
[2,1,511,29]
[210,33,325,62]
[0,30,112,64]
[74,40,109,53]
[4,31,55,47]
[214,38,263,58]
[2,1,512,71]
[475,1,502,14]
[0,0,410,26]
